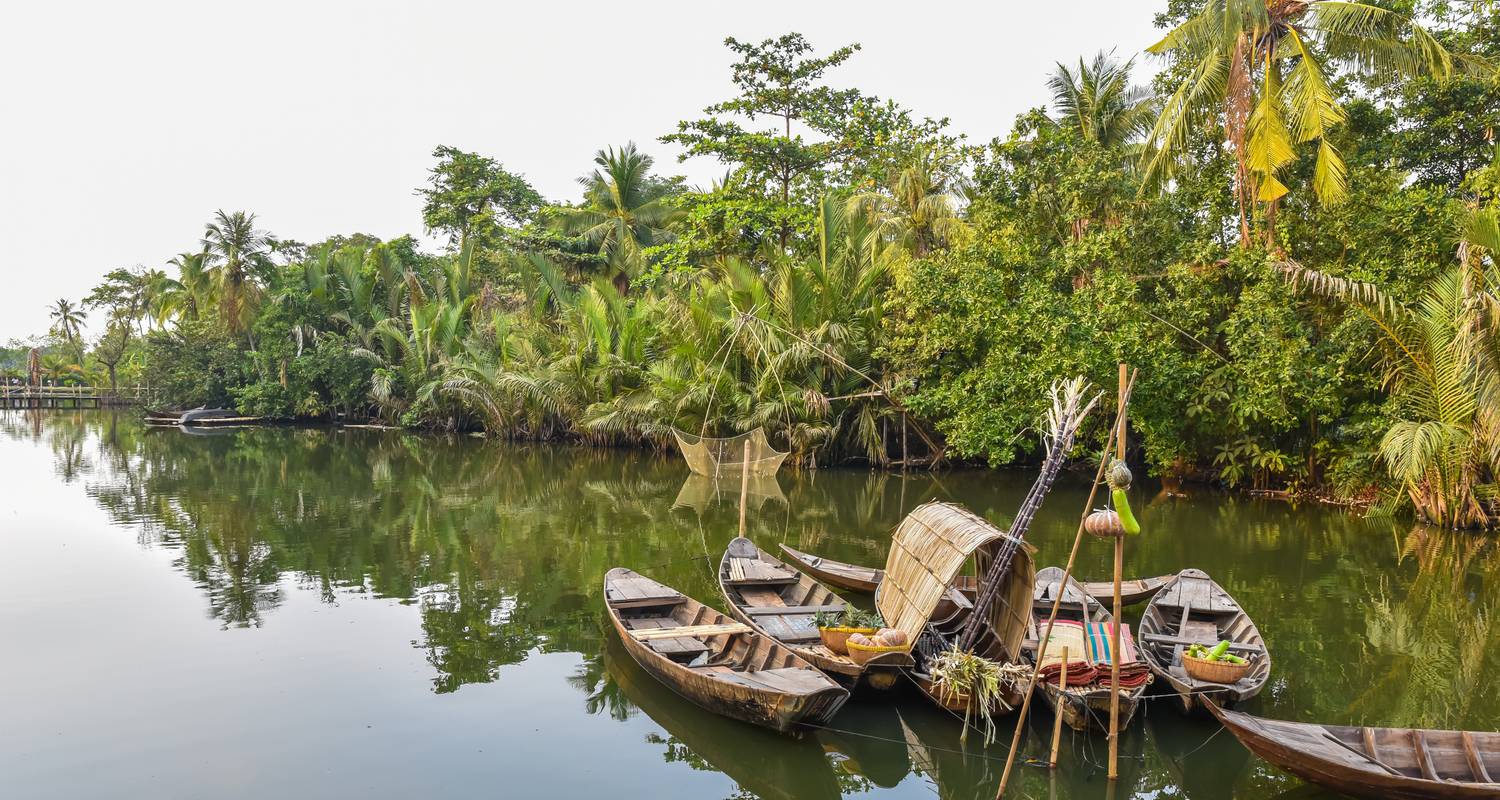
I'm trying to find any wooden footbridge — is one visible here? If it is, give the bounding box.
[0,386,143,410]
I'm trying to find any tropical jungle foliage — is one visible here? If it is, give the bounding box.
[24,4,1500,527]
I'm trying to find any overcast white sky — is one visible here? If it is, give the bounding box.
[0,0,1166,340]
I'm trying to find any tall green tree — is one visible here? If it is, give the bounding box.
[664,33,862,251]
[420,145,544,248]
[201,210,272,339]
[552,143,682,294]
[1144,0,1470,245]
[47,298,86,351]
[1048,51,1152,149]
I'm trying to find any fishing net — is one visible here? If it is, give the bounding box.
[672,427,789,477]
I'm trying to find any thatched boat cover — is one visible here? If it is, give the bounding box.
[673,427,789,477]
[879,501,1035,658]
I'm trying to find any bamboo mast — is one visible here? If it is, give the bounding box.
[1107,363,1127,779]
[738,439,751,538]
[1047,648,1069,768]
[995,369,1136,799]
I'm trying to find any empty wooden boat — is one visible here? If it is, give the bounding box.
[1027,567,1149,733]
[778,544,1168,607]
[1208,703,1500,800]
[778,544,882,593]
[719,538,912,690]
[604,567,849,732]
[1138,569,1271,713]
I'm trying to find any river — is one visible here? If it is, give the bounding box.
[1,410,1496,799]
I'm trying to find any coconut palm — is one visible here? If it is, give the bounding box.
[552,143,682,295]
[1144,0,1470,245]
[48,298,86,350]
[1047,51,1153,148]
[201,210,272,337]
[154,252,214,324]
[848,147,967,259]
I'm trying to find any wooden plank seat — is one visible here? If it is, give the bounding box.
[629,622,753,641]
[694,666,838,694]
[606,575,688,609]
[741,604,848,616]
[1142,633,1266,654]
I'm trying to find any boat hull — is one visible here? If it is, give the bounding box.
[612,615,846,732]
[1039,681,1142,733]
[1208,704,1500,800]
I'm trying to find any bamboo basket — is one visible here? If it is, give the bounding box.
[846,639,910,666]
[818,626,878,656]
[1183,653,1251,684]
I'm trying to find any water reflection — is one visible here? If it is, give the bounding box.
[5,410,1500,799]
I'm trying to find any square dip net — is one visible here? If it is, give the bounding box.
[672,427,789,477]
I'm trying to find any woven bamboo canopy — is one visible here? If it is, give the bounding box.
[878,501,1034,655]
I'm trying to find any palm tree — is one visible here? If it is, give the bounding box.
[153,252,213,324]
[1144,0,1469,245]
[848,148,967,259]
[1283,210,1499,528]
[48,298,86,350]
[553,143,681,295]
[1047,51,1152,149]
[201,210,271,337]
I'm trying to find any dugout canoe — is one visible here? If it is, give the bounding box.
[1027,566,1148,733]
[1138,568,1271,713]
[604,567,848,733]
[777,544,1168,607]
[1208,703,1500,800]
[719,538,912,690]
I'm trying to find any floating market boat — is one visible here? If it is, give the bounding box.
[778,543,1169,607]
[1138,568,1271,713]
[1208,703,1500,800]
[1026,567,1150,734]
[718,538,911,689]
[604,567,848,732]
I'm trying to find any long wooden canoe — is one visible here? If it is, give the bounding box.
[604,567,848,732]
[778,544,1169,607]
[1208,703,1500,800]
[1138,568,1271,713]
[719,538,912,690]
[1026,566,1148,733]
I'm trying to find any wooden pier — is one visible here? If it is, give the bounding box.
[0,386,142,410]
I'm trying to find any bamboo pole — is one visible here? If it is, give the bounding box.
[1047,648,1069,768]
[995,369,1136,799]
[1108,363,1127,780]
[738,439,751,538]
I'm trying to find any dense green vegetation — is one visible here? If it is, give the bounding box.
[13,1,1500,527]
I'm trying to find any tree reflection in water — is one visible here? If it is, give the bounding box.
[9,410,1500,799]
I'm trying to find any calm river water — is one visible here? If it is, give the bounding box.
[2,410,1497,799]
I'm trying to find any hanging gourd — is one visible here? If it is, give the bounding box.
[1107,458,1140,535]
[1085,508,1125,538]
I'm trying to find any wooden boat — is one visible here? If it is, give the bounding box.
[778,544,1169,607]
[1138,568,1271,713]
[1208,703,1500,800]
[178,406,235,424]
[778,544,881,593]
[1026,566,1148,734]
[718,538,912,689]
[604,567,848,732]
[878,503,1037,716]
